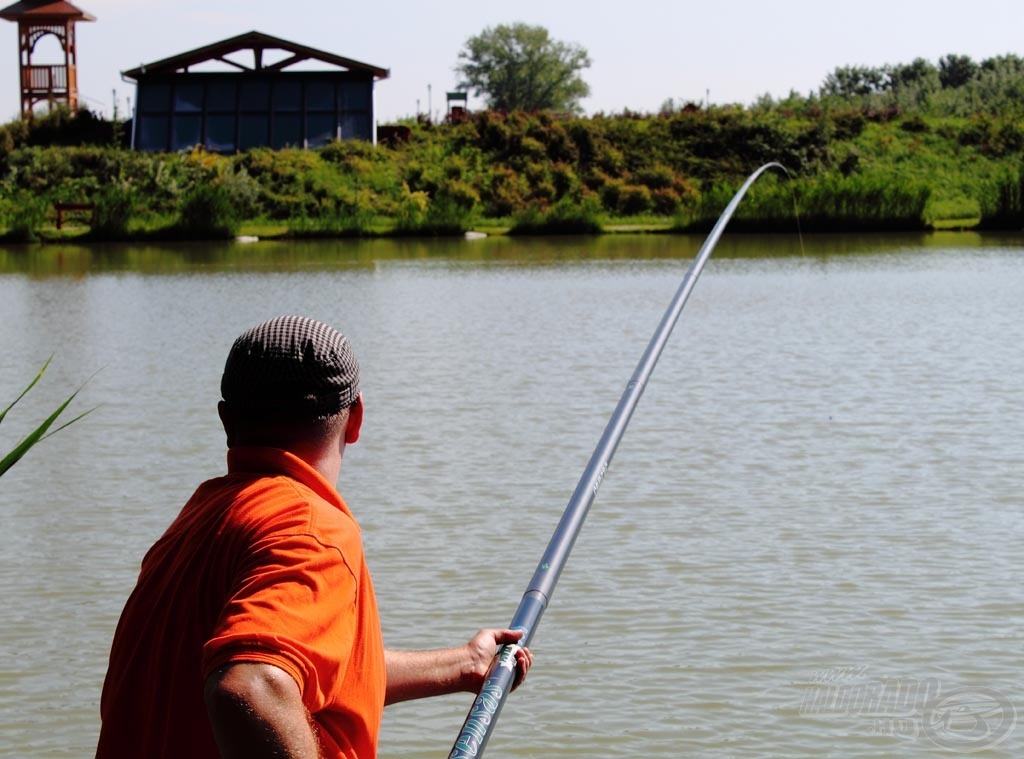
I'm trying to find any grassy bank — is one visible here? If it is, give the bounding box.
[2,103,1024,242]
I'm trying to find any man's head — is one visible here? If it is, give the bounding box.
[218,316,363,457]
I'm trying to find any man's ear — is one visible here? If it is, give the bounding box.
[217,401,236,447]
[345,395,364,444]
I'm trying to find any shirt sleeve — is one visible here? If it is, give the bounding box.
[202,529,359,714]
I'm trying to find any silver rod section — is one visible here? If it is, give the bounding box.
[449,163,785,759]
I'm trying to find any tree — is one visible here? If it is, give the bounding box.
[886,58,939,92]
[820,65,886,98]
[455,23,591,113]
[939,54,979,89]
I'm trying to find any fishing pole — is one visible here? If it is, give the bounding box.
[449,162,787,759]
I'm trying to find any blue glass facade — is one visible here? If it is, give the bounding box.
[133,72,375,152]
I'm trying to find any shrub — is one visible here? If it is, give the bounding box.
[392,185,474,235]
[521,161,557,204]
[1,191,49,242]
[900,115,930,133]
[677,172,930,233]
[90,183,135,239]
[218,165,263,219]
[174,183,239,239]
[551,162,579,197]
[510,135,548,164]
[831,111,867,140]
[651,187,683,215]
[483,167,530,217]
[288,200,377,237]
[599,178,624,212]
[635,163,676,190]
[509,194,602,235]
[530,117,577,163]
[978,164,1024,228]
[567,120,600,167]
[475,110,513,154]
[436,178,480,212]
[958,118,992,147]
[618,184,654,215]
[994,122,1024,154]
[394,188,428,227]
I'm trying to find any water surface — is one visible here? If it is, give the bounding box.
[1,233,1021,757]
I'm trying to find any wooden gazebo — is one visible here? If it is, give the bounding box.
[121,31,390,152]
[0,0,95,118]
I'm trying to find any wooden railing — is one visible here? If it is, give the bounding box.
[22,65,72,92]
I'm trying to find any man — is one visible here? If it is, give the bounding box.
[97,315,531,758]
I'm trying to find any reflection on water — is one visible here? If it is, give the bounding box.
[1,234,1022,758]
[3,230,1024,277]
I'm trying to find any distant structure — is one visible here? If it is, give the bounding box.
[446,90,468,122]
[121,31,389,152]
[0,0,95,118]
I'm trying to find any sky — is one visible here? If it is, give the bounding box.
[1,0,1023,123]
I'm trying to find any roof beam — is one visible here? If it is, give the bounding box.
[121,31,390,81]
[215,55,252,72]
[264,53,309,72]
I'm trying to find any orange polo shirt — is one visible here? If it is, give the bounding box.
[97,447,386,759]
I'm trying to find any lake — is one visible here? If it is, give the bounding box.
[0,232,1021,758]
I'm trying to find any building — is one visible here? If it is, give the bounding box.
[121,30,389,152]
[0,0,95,118]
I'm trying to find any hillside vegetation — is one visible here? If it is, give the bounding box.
[3,52,1024,240]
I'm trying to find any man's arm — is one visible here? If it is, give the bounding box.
[205,661,321,759]
[385,628,533,705]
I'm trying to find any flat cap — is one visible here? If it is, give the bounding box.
[220,315,360,420]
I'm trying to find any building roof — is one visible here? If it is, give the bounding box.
[121,30,389,81]
[0,0,95,21]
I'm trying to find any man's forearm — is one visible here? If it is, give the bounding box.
[384,646,478,704]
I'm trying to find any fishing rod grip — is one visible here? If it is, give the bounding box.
[448,655,515,759]
[448,593,545,759]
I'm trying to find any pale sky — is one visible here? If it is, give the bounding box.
[1,0,1022,124]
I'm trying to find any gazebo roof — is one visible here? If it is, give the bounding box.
[122,30,389,81]
[0,0,95,21]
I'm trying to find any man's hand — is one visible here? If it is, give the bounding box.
[384,627,534,705]
[463,628,533,691]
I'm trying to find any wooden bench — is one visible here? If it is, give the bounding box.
[54,202,96,229]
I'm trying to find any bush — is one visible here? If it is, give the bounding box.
[900,115,930,133]
[599,178,625,212]
[651,187,683,215]
[978,164,1024,228]
[90,184,135,239]
[675,172,930,233]
[551,162,580,197]
[618,184,654,214]
[1,191,49,242]
[635,163,676,190]
[393,184,475,235]
[509,194,602,235]
[288,202,377,237]
[174,183,239,239]
[483,167,530,217]
[831,111,867,140]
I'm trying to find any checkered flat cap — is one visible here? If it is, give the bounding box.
[221,316,360,420]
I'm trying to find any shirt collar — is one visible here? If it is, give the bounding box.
[226,446,352,519]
